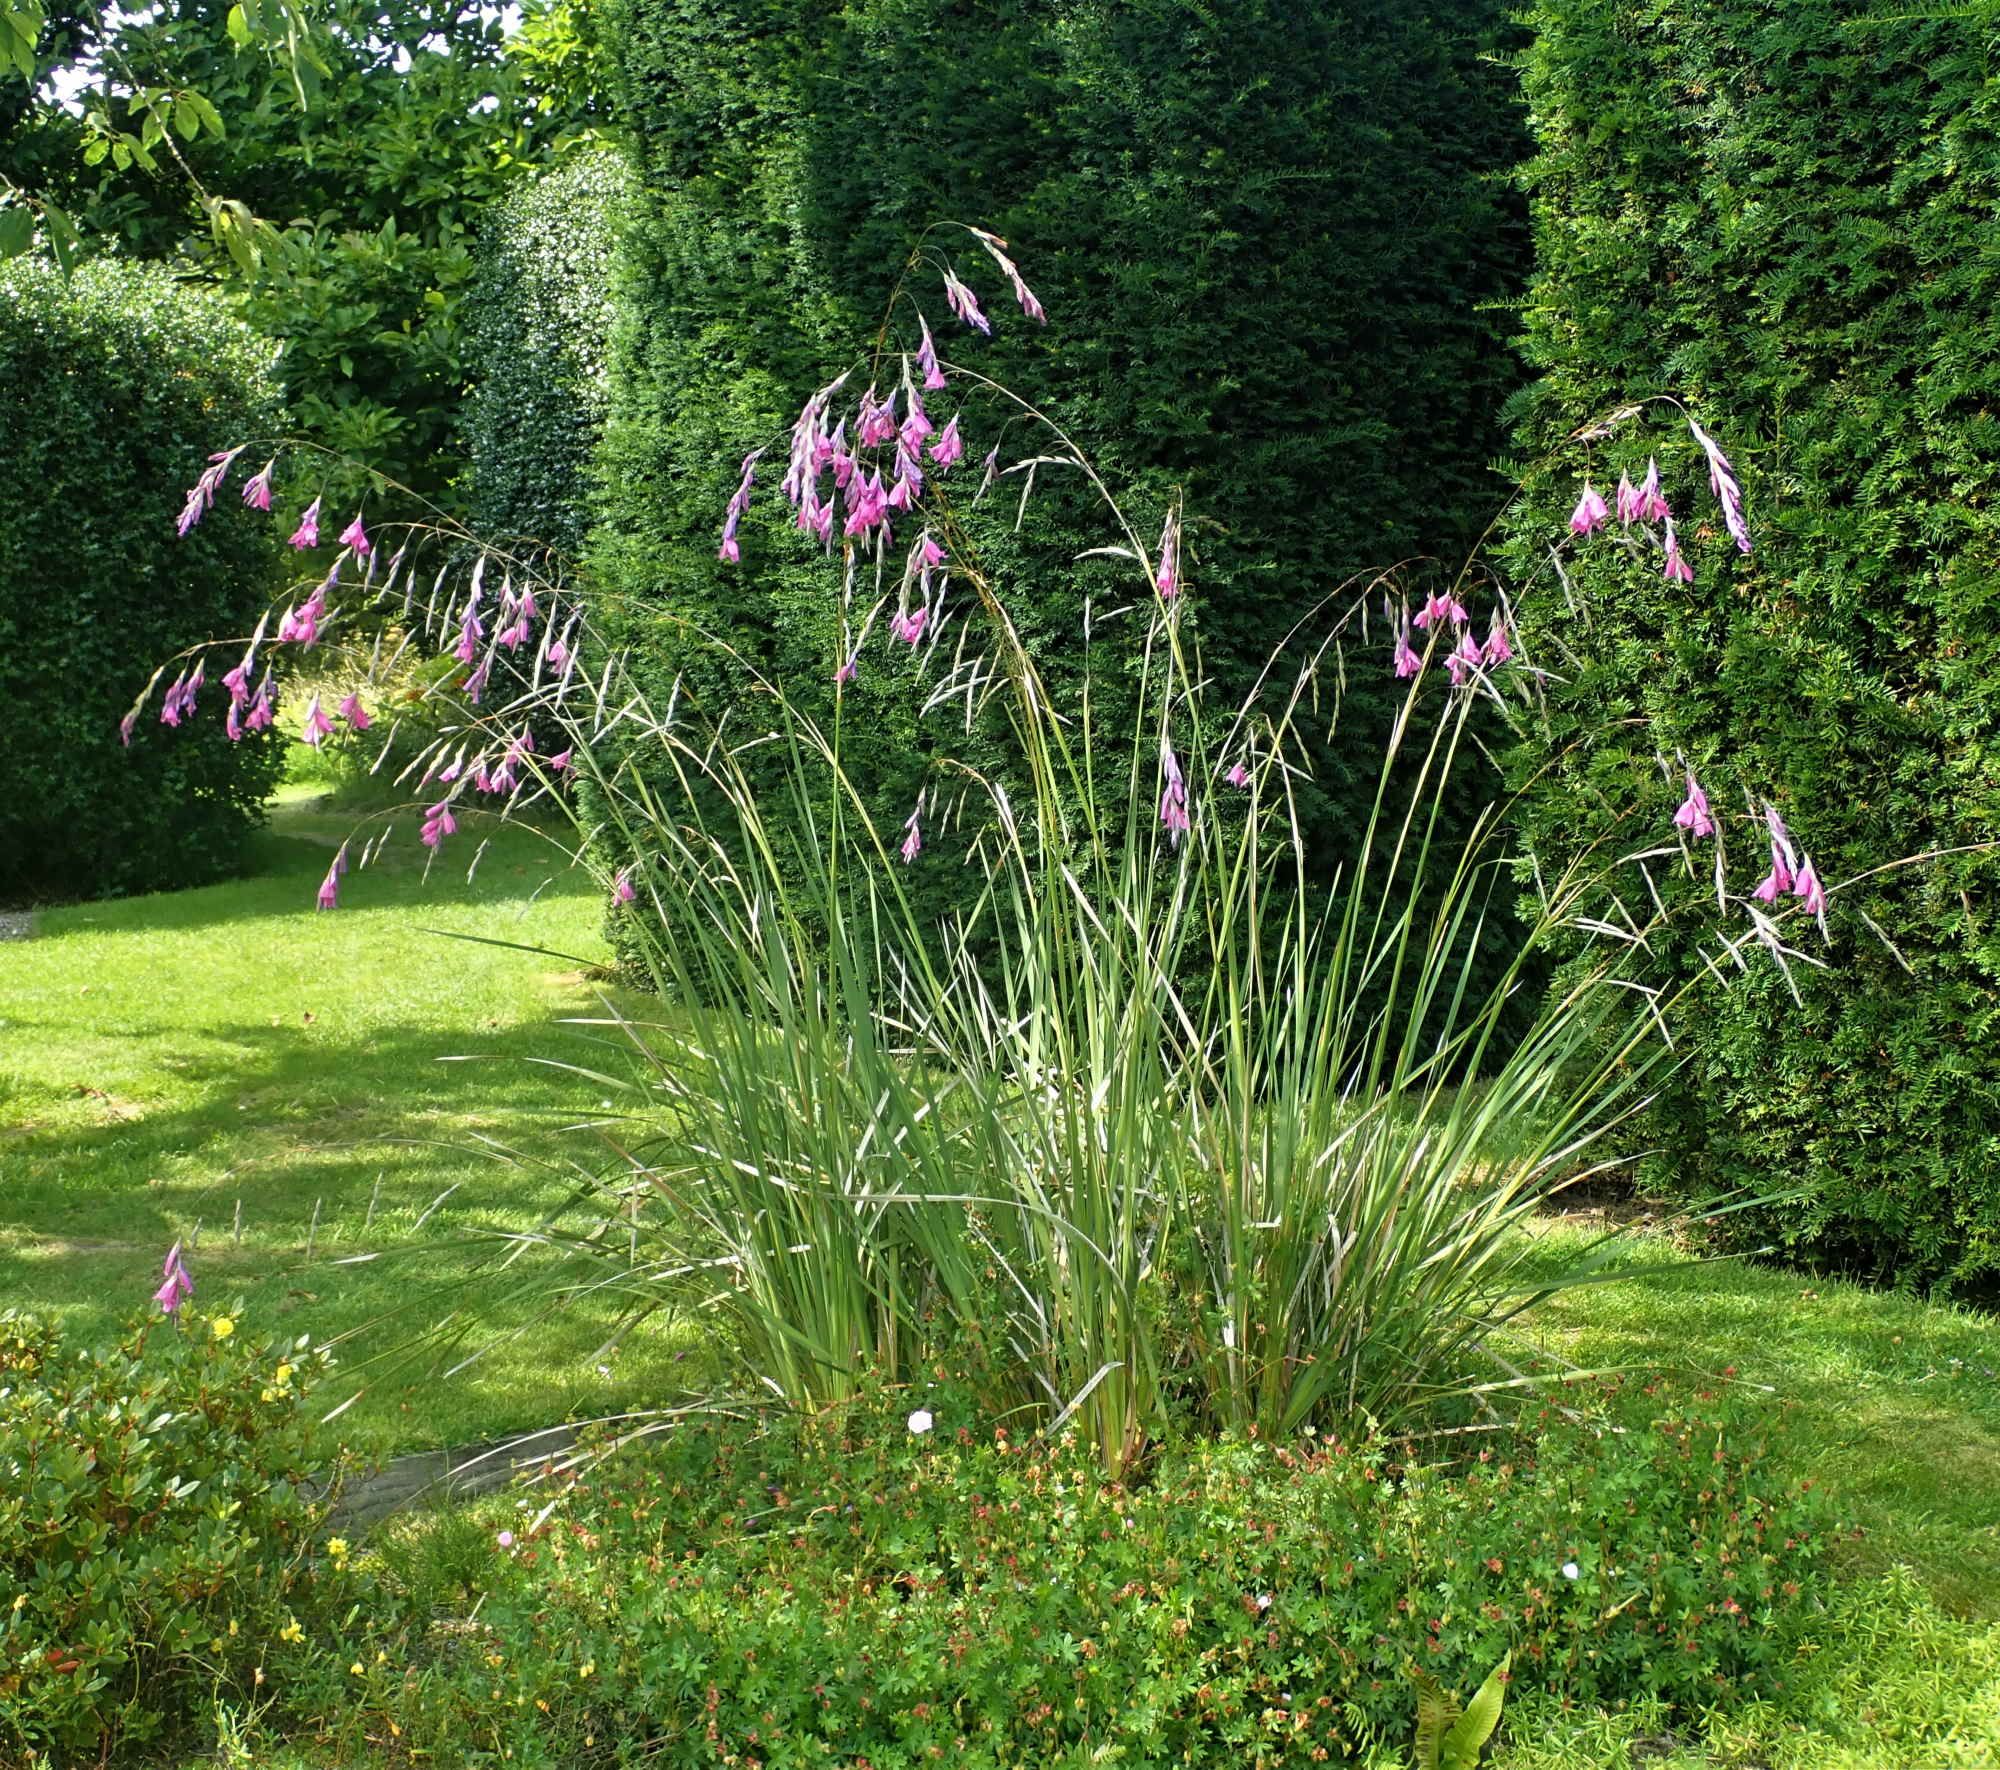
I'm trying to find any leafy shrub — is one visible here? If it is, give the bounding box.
[1505,3,2000,1287]
[0,1308,356,1764]
[590,0,1529,932]
[462,143,631,561]
[0,259,286,902]
[363,1384,1836,1767]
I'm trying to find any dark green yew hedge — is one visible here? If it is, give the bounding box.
[0,260,285,902]
[462,144,631,563]
[589,0,1529,926]
[1507,2,2000,1286]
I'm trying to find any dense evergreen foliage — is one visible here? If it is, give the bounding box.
[0,259,285,902]
[591,0,1529,914]
[1507,2,2000,1287]
[462,143,629,561]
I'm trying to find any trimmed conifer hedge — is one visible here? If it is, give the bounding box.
[1507,2,2000,1286]
[462,144,631,562]
[0,260,286,903]
[590,0,1529,927]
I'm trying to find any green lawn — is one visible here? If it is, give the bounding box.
[0,785,688,1460]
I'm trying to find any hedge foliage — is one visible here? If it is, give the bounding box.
[591,0,1528,918]
[0,260,285,902]
[361,1382,1836,1766]
[1507,3,2000,1286]
[463,143,631,561]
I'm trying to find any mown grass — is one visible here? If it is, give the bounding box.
[0,782,690,1459]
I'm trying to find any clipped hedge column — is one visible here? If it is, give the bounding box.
[462,143,632,561]
[1507,4,2000,1286]
[0,260,286,902]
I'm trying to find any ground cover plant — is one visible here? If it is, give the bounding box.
[335,1381,1840,1766]
[0,784,688,1458]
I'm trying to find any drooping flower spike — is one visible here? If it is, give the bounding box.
[915,313,947,391]
[1686,415,1752,555]
[317,842,347,911]
[968,226,1045,323]
[900,798,923,865]
[890,605,929,646]
[1159,743,1191,846]
[1412,591,1468,631]
[1636,458,1671,524]
[241,460,276,511]
[1615,472,1641,525]
[942,266,992,335]
[289,497,322,550]
[1673,771,1715,839]
[1155,513,1179,601]
[154,1241,194,1315]
[1794,856,1828,921]
[1662,516,1695,584]
[1392,623,1423,679]
[613,867,637,904]
[1446,628,1484,687]
[929,415,964,470]
[301,693,336,747]
[339,512,371,557]
[1752,803,1798,902]
[176,447,244,536]
[717,448,762,563]
[834,648,860,686]
[246,669,276,732]
[420,801,456,849]
[1225,760,1251,789]
[1481,615,1514,667]
[337,692,371,730]
[1568,481,1609,536]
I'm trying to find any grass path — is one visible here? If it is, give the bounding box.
[0,786,686,1458]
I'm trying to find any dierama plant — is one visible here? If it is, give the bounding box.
[129,227,1863,1477]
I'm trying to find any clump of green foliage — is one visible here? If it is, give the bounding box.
[1506,0,2000,1288]
[0,1308,355,1764]
[351,1382,1834,1767]
[0,258,285,901]
[462,142,630,560]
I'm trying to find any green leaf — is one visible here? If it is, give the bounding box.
[0,204,33,260]
[1407,1662,1454,1770]
[1440,1653,1510,1770]
[42,202,79,274]
[225,2,252,45]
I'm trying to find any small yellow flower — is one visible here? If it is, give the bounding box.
[261,1388,277,1403]
[275,1362,294,1384]
[11,1593,24,1612]
[228,1618,238,1637]
[210,1315,236,1341]
[326,1537,350,1559]
[579,1661,595,1679]
[350,1661,365,1677]
[279,1618,304,1644]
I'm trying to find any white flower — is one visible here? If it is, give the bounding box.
[907,1409,934,1435]
[1255,1592,1273,1612]
[1561,1561,1581,1581]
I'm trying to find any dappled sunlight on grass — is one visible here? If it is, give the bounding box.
[0,788,696,1456]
